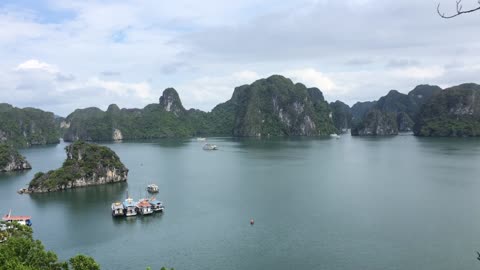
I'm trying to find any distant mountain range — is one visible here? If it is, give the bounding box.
[1,75,480,147]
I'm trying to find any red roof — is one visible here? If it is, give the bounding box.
[137,200,151,207]
[3,215,31,221]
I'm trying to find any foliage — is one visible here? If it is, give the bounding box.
[0,144,27,169]
[330,101,352,132]
[28,141,127,191]
[69,255,100,270]
[63,76,337,141]
[0,221,100,270]
[414,84,480,137]
[0,103,60,147]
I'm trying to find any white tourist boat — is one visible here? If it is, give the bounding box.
[147,184,159,193]
[330,134,340,139]
[196,137,207,141]
[147,198,165,212]
[111,202,124,217]
[203,143,218,150]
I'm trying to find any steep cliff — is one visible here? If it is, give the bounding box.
[0,104,60,147]
[414,83,480,136]
[231,75,336,136]
[0,144,31,172]
[351,110,398,136]
[330,101,352,133]
[27,141,128,193]
[352,85,441,136]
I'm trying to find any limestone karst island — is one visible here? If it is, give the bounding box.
[1,1,480,270]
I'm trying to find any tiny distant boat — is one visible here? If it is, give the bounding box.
[123,197,137,217]
[136,199,153,215]
[330,134,340,139]
[196,137,207,141]
[148,198,165,212]
[203,143,218,150]
[147,184,159,193]
[111,202,124,217]
[2,211,32,226]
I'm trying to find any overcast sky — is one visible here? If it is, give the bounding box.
[1,0,480,116]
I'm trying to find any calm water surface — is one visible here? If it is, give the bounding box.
[1,135,480,269]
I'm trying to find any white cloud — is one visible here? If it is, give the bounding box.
[15,59,58,74]
[390,66,445,80]
[86,78,152,99]
[283,68,336,92]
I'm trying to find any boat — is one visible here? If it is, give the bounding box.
[148,198,165,212]
[196,137,207,141]
[111,202,124,217]
[330,134,340,139]
[136,199,153,215]
[123,197,137,217]
[203,143,218,150]
[2,211,32,226]
[147,184,159,193]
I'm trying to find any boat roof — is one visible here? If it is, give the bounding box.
[123,200,136,207]
[149,199,161,204]
[3,215,31,221]
[137,200,151,207]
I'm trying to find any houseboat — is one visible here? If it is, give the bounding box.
[2,211,32,226]
[136,199,153,215]
[111,202,124,217]
[148,198,165,212]
[147,184,159,193]
[123,197,137,217]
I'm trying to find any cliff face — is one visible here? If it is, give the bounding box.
[414,83,480,137]
[63,88,196,141]
[0,104,60,147]
[351,101,376,123]
[27,141,128,193]
[330,101,352,133]
[352,85,441,136]
[231,75,336,136]
[0,144,31,172]
[351,110,398,136]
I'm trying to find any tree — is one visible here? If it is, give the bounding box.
[437,0,480,18]
[68,255,100,270]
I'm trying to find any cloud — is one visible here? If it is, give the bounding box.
[283,68,336,92]
[390,66,445,80]
[86,78,152,99]
[15,59,58,73]
[100,71,121,77]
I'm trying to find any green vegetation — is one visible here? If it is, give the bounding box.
[63,75,336,141]
[0,103,60,147]
[0,221,99,270]
[28,141,128,192]
[0,144,31,172]
[414,83,480,136]
[330,101,352,132]
[352,85,441,136]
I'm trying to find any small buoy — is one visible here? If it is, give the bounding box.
[250,219,254,225]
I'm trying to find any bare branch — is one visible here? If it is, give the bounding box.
[437,0,480,18]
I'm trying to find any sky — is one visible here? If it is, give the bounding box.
[1,0,480,116]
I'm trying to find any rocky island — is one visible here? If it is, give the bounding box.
[25,141,128,193]
[0,144,31,172]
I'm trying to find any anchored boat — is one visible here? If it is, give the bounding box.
[148,198,165,212]
[123,197,137,217]
[111,202,124,217]
[136,199,153,215]
[147,184,159,193]
[203,143,218,150]
[2,211,32,226]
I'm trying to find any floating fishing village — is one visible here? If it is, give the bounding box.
[111,184,165,217]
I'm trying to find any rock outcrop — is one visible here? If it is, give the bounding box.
[330,101,352,133]
[351,110,398,136]
[230,75,336,136]
[414,83,480,136]
[352,85,441,136]
[0,144,31,172]
[0,103,60,147]
[159,88,186,116]
[26,141,128,193]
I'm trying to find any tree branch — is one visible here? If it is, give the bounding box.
[437,0,480,18]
